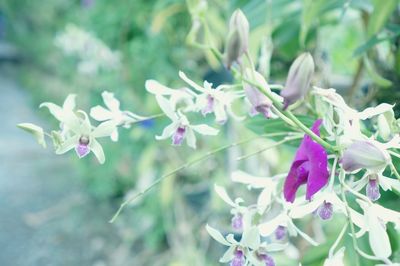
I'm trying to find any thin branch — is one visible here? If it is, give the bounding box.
[109,132,293,223]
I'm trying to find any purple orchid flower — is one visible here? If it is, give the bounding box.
[283,119,329,202]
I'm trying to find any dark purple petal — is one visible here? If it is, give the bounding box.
[283,119,328,202]
[305,139,329,200]
[172,126,186,146]
[283,160,309,202]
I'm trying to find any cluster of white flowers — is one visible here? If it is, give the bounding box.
[54,24,121,75]
[19,91,143,164]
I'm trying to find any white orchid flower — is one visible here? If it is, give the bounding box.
[289,189,346,221]
[231,170,283,215]
[155,95,219,148]
[258,197,320,246]
[206,224,262,265]
[40,94,77,137]
[355,199,399,260]
[145,79,196,111]
[214,184,254,231]
[56,110,115,164]
[179,71,244,124]
[90,91,145,141]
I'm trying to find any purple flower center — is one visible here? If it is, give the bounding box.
[366,179,380,201]
[230,250,245,266]
[318,201,333,220]
[274,225,287,240]
[231,214,243,231]
[172,126,186,146]
[259,253,275,266]
[202,95,215,116]
[75,136,90,158]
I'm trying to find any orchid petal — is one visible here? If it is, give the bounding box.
[205,224,231,246]
[191,124,219,136]
[186,127,196,149]
[90,105,114,121]
[56,135,79,154]
[156,122,179,140]
[102,91,120,112]
[63,94,76,111]
[155,95,177,121]
[92,120,116,138]
[90,138,105,164]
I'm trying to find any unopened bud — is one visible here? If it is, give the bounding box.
[341,140,389,173]
[243,70,273,118]
[224,9,249,69]
[281,52,315,109]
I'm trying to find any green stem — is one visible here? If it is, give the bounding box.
[109,132,293,223]
[340,182,361,266]
[244,77,337,152]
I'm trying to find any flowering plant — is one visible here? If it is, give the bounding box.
[18,2,400,266]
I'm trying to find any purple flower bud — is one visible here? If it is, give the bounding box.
[202,95,215,116]
[224,9,249,69]
[259,253,275,266]
[75,136,90,158]
[230,250,245,266]
[172,126,186,146]
[317,201,333,220]
[341,141,389,172]
[281,53,315,109]
[274,225,287,240]
[244,83,272,118]
[366,178,380,201]
[231,213,243,230]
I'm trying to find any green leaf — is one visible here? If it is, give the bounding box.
[354,32,400,57]
[367,0,398,38]
[363,56,392,87]
[17,123,46,148]
[300,0,325,46]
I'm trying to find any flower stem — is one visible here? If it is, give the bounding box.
[109,132,293,223]
[339,181,361,266]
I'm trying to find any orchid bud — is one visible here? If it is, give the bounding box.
[281,52,315,109]
[341,140,390,173]
[366,176,380,201]
[244,83,272,118]
[224,9,249,69]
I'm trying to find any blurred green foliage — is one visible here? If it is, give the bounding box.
[2,0,400,265]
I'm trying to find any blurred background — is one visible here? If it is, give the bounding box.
[0,0,399,265]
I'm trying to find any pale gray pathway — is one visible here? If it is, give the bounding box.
[0,68,130,266]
